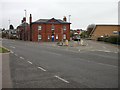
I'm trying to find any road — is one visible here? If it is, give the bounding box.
[2,39,118,88]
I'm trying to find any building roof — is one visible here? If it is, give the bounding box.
[32,18,71,24]
[17,22,29,28]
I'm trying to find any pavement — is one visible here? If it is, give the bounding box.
[1,39,119,88]
[0,53,13,89]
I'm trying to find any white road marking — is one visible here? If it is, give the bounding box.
[54,75,69,83]
[97,62,117,68]
[20,57,24,60]
[37,67,46,71]
[15,54,18,56]
[10,46,15,48]
[27,61,33,64]
[103,46,106,49]
[10,51,14,53]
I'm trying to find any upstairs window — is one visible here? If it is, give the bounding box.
[63,25,66,30]
[51,24,55,30]
[38,25,42,30]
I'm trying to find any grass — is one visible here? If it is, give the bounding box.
[0,47,10,53]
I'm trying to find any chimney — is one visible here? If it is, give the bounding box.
[29,14,32,24]
[23,17,26,23]
[63,16,67,22]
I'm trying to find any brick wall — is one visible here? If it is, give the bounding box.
[31,23,70,42]
[91,25,120,40]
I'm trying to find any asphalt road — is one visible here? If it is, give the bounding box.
[2,39,118,88]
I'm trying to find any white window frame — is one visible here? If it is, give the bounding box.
[38,34,42,40]
[51,24,55,31]
[38,25,42,30]
[63,25,66,30]
[56,34,58,40]
[63,34,66,39]
[48,35,50,40]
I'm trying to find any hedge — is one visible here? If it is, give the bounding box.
[97,36,120,45]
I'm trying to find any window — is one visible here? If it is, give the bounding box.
[113,31,118,34]
[63,34,66,39]
[63,25,66,30]
[51,24,55,30]
[38,34,42,40]
[38,25,42,30]
[56,35,58,39]
[48,35,50,40]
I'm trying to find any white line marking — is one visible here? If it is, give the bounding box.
[20,57,24,60]
[15,54,18,56]
[103,46,106,49]
[97,63,118,68]
[27,61,33,64]
[54,75,69,83]
[10,46,15,48]
[10,51,14,53]
[38,67,46,71]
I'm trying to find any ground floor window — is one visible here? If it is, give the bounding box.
[38,34,42,41]
[63,34,66,39]
[48,35,50,40]
[56,34,58,40]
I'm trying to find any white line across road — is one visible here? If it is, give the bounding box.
[10,46,15,49]
[97,62,118,68]
[14,54,18,56]
[10,51,14,54]
[20,57,24,60]
[27,61,33,64]
[37,67,46,72]
[54,75,70,83]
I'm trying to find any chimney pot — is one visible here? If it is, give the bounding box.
[63,16,67,22]
[29,14,32,24]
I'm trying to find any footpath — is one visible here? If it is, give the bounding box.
[0,53,12,89]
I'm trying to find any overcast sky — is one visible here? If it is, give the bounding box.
[0,0,119,30]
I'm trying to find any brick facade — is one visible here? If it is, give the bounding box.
[31,18,71,42]
[90,25,120,40]
[17,15,71,42]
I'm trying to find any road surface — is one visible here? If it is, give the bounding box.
[2,39,118,88]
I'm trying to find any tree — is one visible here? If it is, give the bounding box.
[86,24,96,37]
[9,24,14,29]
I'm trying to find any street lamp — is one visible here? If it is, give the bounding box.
[68,15,71,23]
[24,9,27,41]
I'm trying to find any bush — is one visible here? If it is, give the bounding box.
[97,36,120,45]
[107,36,120,45]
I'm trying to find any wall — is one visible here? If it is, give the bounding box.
[91,25,120,40]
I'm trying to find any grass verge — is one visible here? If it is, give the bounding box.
[0,47,10,53]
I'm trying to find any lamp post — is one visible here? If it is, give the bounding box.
[8,19,11,39]
[68,15,71,23]
[24,9,27,41]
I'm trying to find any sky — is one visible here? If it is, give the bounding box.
[0,0,119,30]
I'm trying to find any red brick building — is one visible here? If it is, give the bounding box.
[31,17,71,42]
[17,17,30,41]
[17,15,71,42]
[89,25,120,40]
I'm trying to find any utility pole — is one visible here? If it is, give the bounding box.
[8,19,11,39]
[24,9,27,41]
